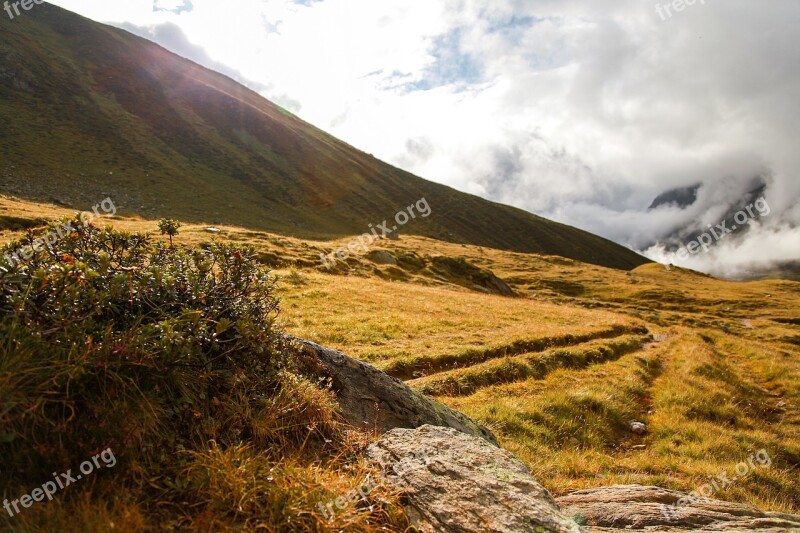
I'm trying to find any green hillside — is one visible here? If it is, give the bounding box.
[0,3,647,270]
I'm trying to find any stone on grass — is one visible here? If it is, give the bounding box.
[366,425,584,533]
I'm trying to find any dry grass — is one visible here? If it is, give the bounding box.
[2,194,799,525]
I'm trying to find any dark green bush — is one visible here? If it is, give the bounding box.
[0,217,409,531]
[0,216,287,482]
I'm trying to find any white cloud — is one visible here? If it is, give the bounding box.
[48,0,800,275]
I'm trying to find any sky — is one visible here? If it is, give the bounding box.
[49,0,800,278]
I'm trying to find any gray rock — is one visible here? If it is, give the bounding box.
[366,425,584,533]
[480,272,515,297]
[471,284,491,294]
[556,484,800,532]
[628,421,647,435]
[293,339,497,445]
[366,250,397,265]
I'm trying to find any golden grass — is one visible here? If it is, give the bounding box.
[445,330,800,514]
[2,194,799,522]
[275,270,642,369]
[410,333,650,396]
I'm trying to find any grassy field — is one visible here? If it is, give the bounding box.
[2,195,799,520]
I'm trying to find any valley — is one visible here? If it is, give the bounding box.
[1,3,798,530]
[2,194,798,520]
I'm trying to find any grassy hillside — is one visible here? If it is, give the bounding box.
[276,243,800,516]
[1,5,797,527]
[2,196,798,528]
[0,3,647,270]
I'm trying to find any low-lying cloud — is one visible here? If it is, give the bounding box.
[52,0,800,277]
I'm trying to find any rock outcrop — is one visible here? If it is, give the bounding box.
[429,256,516,297]
[294,338,498,445]
[366,425,584,533]
[366,250,398,265]
[556,484,800,532]
[297,338,799,532]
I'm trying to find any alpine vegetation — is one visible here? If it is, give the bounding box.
[1,197,116,268]
[3,448,116,519]
[0,216,409,530]
[660,449,772,521]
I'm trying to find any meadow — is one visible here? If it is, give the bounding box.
[2,194,799,527]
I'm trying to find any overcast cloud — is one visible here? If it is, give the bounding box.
[50,0,800,277]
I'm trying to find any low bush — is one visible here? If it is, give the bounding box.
[0,217,407,531]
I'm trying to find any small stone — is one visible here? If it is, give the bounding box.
[629,421,647,435]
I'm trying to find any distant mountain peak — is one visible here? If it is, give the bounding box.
[648,184,701,210]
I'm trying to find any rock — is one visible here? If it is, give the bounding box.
[293,339,497,445]
[366,250,397,265]
[205,227,222,233]
[294,339,798,532]
[50,197,70,207]
[481,273,515,297]
[366,425,584,533]
[628,421,647,435]
[429,256,515,296]
[556,484,800,532]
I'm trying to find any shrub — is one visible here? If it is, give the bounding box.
[0,217,407,531]
[1,215,284,467]
[157,218,182,246]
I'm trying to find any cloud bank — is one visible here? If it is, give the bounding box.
[50,0,800,277]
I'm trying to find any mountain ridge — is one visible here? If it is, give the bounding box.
[0,3,648,270]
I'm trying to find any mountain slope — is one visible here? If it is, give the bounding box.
[0,3,648,270]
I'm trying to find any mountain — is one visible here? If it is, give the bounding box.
[646,179,768,252]
[648,184,700,210]
[0,3,648,270]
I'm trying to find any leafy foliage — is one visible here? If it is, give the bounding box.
[158,218,182,246]
[0,218,407,531]
[1,215,282,470]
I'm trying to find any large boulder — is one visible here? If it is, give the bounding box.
[293,338,497,445]
[556,484,800,532]
[366,425,584,533]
